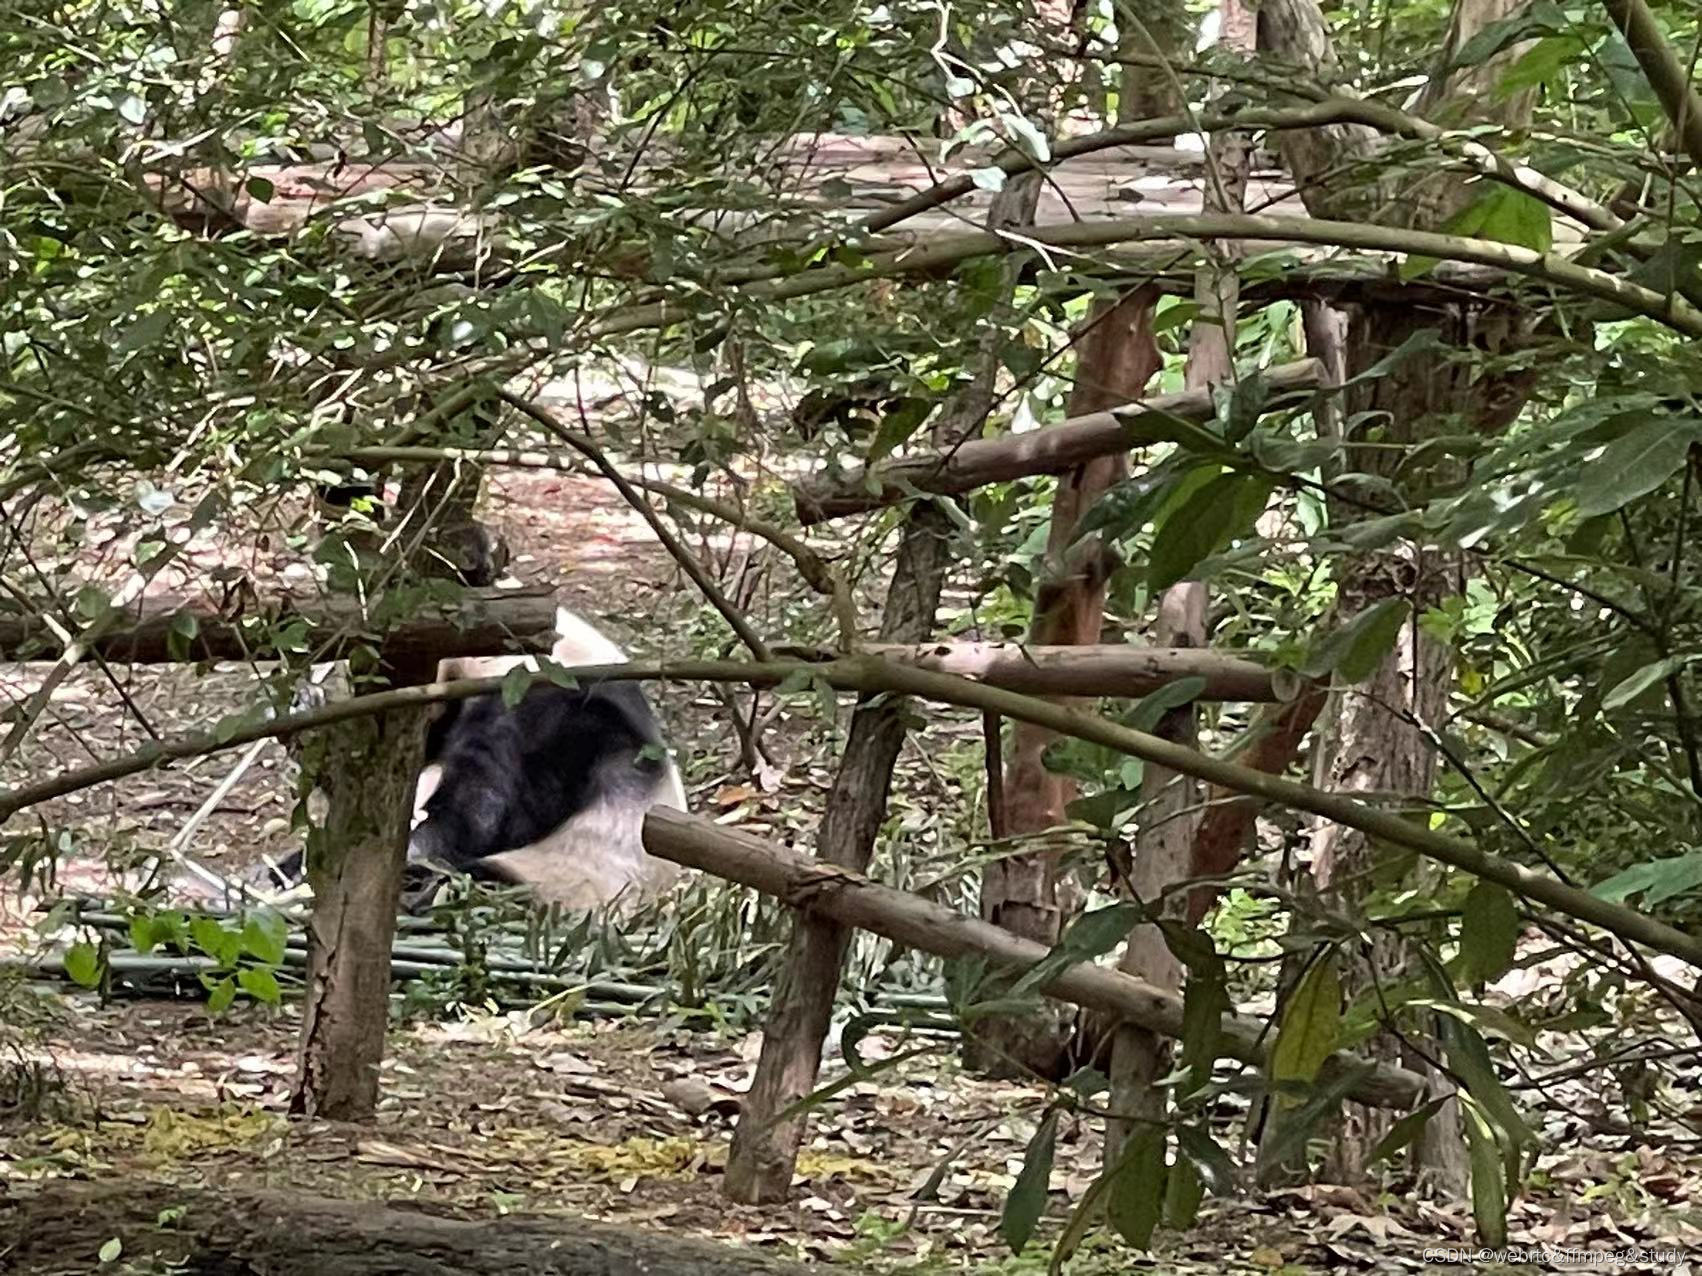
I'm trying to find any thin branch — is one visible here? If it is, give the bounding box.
[339,443,858,649]
[588,213,1702,343]
[496,393,772,661]
[1601,0,1702,171]
[855,100,1617,238]
[6,652,1702,972]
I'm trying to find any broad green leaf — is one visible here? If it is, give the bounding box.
[1011,904,1140,997]
[864,398,933,467]
[1447,0,1567,69]
[98,1238,122,1263]
[1592,852,1702,907]
[1303,599,1410,685]
[65,941,102,988]
[1124,677,1208,735]
[1148,473,1260,591]
[1172,1123,1237,1196]
[237,966,282,1004]
[1575,419,1702,517]
[500,665,532,709]
[1602,655,1689,711]
[191,917,241,968]
[1367,1095,1452,1168]
[1259,1064,1377,1169]
[1106,1125,1166,1249]
[1177,956,1229,1097]
[1474,185,1553,253]
[1001,1108,1058,1253]
[1459,882,1520,984]
[206,976,237,1015]
[241,912,289,965]
[1269,953,1341,1087]
[129,913,156,955]
[1464,1099,1509,1246]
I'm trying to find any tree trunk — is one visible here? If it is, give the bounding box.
[289,678,427,1120]
[724,173,1042,1202]
[1254,0,1542,1193]
[1107,0,1253,1155]
[721,504,954,1203]
[970,287,1162,1079]
[0,1182,810,1276]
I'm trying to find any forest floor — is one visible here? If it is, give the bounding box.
[1,378,1700,1272]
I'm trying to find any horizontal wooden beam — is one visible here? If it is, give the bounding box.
[788,642,1285,702]
[642,808,1428,1109]
[0,589,559,665]
[792,358,1322,524]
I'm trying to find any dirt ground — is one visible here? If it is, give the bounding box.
[2,410,1701,1273]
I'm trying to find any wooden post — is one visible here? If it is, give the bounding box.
[288,654,429,1121]
[723,173,1042,1204]
[969,288,1164,1079]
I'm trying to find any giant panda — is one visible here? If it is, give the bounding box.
[407,606,687,911]
[269,606,687,914]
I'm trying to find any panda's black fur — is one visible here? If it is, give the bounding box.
[267,607,685,912]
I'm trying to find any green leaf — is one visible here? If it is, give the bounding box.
[1148,473,1262,591]
[241,912,289,965]
[1602,655,1689,710]
[245,175,276,203]
[129,914,156,955]
[1260,1064,1377,1169]
[1366,1096,1452,1168]
[1177,956,1229,1098]
[864,398,933,467]
[1303,599,1410,684]
[1269,953,1341,1086]
[1124,677,1208,735]
[65,941,102,988]
[1459,882,1520,984]
[1464,1098,1510,1246]
[1011,904,1140,997]
[1473,185,1553,253]
[190,917,242,968]
[237,966,282,1005]
[98,1237,122,1263]
[1592,851,1702,907]
[1172,1123,1237,1196]
[206,976,237,1015]
[500,665,532,710]
[1106,1125,1166,1249]
[1575,419,1702,517]
[1000,1108,1058,1253]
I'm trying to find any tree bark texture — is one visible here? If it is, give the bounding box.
[0,1182,810,1276]
[853,641,1283,701]
[1107,1,1256,1157]
[643,809,1429,1109]
[721,504,954,1203]
[0,588,559,665]
[792,360,1319,523]
[970,287,1163,1079]
[724,171,1043,1202]
[289,692,428,1120]
[1255,0,1544,1191]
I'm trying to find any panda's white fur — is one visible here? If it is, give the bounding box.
[419,606,686,912]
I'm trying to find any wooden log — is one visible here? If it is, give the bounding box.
[642,808,1429,1109]
[791,358,1322,524]
[0,1182,809,1276]
[858,641,1282,701]
[0,588,559,665]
